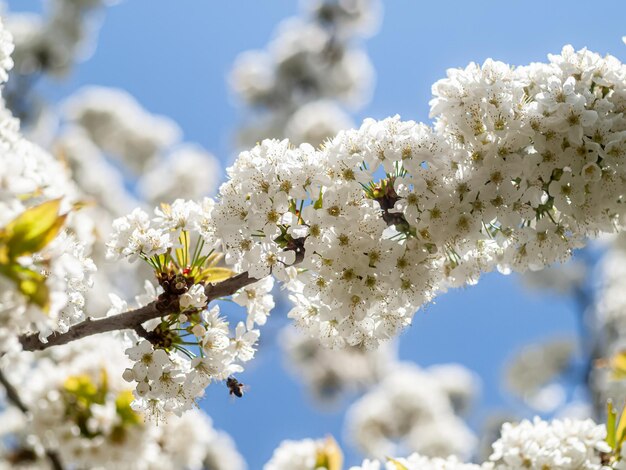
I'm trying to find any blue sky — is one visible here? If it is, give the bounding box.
[7,0,626,467]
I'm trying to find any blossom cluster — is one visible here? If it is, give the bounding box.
[0,335,246,469]
[121,306,258,418]
[271,417,614,470]
[107,199,269,416]
[488,417,609,469]
[230,0,379,147]
[106,199,214,262]
[214,45,626,350]
[345,363,479,459]
[0,20,95,357]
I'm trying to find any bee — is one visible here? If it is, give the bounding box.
[226,376,245,398]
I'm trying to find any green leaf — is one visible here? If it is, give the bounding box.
[606,351,626,380]
[1,264,50,312]
[313,189,323,209]
[607,401,617,449]
[175,229,190,268]
[617,403,626,452]
[0,243,9,264]
[314,436,343,470]
[96,368,109,404]
[386,458,409,470]
[115,390,142,426]
[63,374,99,403]
[3,199,66,259]
[204,252,223,267]
[198,266,233,283]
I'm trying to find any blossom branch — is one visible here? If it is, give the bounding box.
[19,271,258,352]
[0,369,65,470]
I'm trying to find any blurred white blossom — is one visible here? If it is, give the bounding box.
[505,338,574,412]
[285,100,354,148]
[345,363,478,459]
[280,325,395,402]
[230,0,379,147]
[6,0,117,77]
[264,436,342,470]
[137,144,221,204]
[63,86,181,173]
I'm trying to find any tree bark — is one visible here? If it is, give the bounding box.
[19,271,257,352]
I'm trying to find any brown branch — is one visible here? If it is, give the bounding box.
[0,369,64,470]
[0,368,27,414]
[45,450,65,470]
[19,271,257,352]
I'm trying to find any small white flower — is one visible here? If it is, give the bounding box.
[179,284,208,310]
[191,324,207,338]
